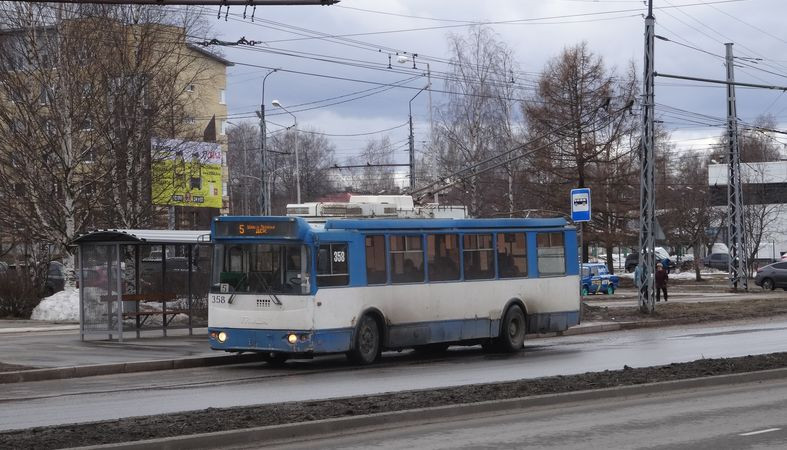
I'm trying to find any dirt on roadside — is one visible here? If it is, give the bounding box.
[0,362,34,373]
[2,352,787,450]
[582,297,787,324]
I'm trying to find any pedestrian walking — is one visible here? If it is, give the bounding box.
[655,263,668,302]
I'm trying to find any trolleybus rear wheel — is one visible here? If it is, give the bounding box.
[347,315,381,365]
[497,305,526,353]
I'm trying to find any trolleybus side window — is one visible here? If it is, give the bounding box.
[427,234,460,281]
[317,243,349,287]
[390,235,424,283]
[365,235,387,285]
[463,234,494,280]
[497,232,527,278]
[537,232,566,276]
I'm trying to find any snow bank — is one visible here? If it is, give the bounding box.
[31,288,80,322]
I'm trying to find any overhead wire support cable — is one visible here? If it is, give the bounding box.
[654,73,787,91]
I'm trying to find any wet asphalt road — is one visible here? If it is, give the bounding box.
[2,318,787,431]
[270,379,787,450]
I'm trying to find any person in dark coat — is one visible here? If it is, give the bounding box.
[655,263,668,302]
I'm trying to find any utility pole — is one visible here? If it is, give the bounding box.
[259,69,276,215]
[725,43,748,290]
[408,87,427,191]
[638,0,656,314]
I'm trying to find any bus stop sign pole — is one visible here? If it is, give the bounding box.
[571,188,591,314]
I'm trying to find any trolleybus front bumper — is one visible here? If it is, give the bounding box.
[208,327,353,354]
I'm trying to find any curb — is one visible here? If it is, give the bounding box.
[0,353,266,384]
[73,367,787,450]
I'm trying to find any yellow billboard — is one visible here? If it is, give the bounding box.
[151,138,223,208]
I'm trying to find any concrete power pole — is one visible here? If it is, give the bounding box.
[725,43,748,290]
[638,0,656,314]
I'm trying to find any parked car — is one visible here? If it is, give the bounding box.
[581,263,620,296]
[703,253,730,271]
[1,261,65,296]
[624,247,671,272]
[754,261,787,291]
[45,261,66,296]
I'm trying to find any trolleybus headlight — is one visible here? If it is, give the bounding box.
[217,331,228,343]
[287,333,298,344]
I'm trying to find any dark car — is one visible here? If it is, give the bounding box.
[754,261,787,290]
[1,261,65,296]
[45,261,66,296]
[703,253,730,271]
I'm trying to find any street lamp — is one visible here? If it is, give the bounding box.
[272,99,300,204]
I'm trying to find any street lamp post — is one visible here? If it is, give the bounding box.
[258,69,277,216]
[272,99,300,204]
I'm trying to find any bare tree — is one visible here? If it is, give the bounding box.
[427,25,520,217]
[226,122,261,215]
[0,3,213,283]
[667,154,722,280]
[266,128,337,212]
[345,136,398,194]
[524,42,638,264]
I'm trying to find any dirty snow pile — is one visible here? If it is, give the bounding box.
[31,288,80,322]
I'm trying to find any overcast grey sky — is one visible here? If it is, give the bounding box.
[203,0,787,165]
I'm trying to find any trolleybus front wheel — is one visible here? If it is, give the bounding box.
[347,315,381,365]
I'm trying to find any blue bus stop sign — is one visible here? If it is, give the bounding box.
[570,188,591,222]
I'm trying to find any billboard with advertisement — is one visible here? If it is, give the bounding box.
[151,138,223,208]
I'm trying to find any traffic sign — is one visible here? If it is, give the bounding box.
[570,188,591,222]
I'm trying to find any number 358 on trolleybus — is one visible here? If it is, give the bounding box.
[208,198,580,365]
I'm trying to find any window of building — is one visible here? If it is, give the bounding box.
[390,235,424,283]
[537,232,566,276]
[222,182,228,196]
[13,183,25,196]
[365,235,386,284]
[186,84,195,92]
[427,234,460,281]
[220,120,227,135]
[497,233,527,278]
[220,89,226,105]
[317,243,349,287]
[184,117,195,125]
[463,234,494,279]
[80,118,93,131]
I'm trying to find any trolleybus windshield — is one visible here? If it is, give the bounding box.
[211,243,309,295]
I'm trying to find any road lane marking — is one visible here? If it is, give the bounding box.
[739,428,781,436]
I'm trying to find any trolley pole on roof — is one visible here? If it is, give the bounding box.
[638,0,656,314]
[725,43,748,290]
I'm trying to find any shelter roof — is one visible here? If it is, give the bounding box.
[72,229,210,245]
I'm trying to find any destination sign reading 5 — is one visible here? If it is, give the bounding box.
[215,221,298,238]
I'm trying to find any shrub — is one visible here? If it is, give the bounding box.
[0,271,41,318]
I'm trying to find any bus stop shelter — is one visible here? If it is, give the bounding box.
[72,229,212,341]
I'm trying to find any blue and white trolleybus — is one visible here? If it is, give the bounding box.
[208,205,580,364]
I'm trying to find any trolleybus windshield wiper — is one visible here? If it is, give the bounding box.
[257,271,282,305]
[227,272,247,305]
